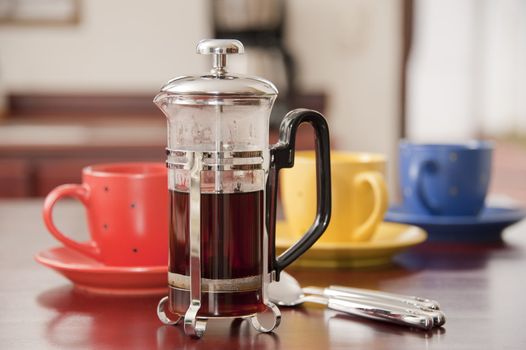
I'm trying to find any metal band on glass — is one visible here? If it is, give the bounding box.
[169,273,262,293]
[166,149,264,171]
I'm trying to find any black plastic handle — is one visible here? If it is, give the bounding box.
[267,108,332,279]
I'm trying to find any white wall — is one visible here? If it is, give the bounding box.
[407,0,479,141]
[0,0,211,93]
[0,0,403,196]
[407,0,526,140]
[480,0,526,135]
[286,0,402,195]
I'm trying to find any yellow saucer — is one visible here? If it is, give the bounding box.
[276,221,427,268]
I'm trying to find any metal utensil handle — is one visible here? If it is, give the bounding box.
[329,292,446,327]
[303,287,446,327]
[327,298,434,331]
[328,285,441,310]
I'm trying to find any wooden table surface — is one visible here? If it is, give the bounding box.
[1,199,525,349]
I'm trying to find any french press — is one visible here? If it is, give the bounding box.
[154,39,331,337]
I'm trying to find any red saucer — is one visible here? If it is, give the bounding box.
[35,246,168,296]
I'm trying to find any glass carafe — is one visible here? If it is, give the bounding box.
[155,39,332,338]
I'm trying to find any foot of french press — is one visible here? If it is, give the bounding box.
[184,301,207,338]
[249,301,281,333]
[157,296,182,326]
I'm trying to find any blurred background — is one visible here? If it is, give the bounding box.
[0,0,524,203]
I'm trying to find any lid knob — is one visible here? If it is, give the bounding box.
[197,39,244,76]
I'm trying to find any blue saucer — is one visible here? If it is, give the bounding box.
[385,205,526,243]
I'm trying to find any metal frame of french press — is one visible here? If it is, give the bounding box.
[157,149,281,338]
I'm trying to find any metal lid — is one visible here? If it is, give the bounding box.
[158,39,278,98]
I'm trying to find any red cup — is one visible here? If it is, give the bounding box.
[43,162,168,267]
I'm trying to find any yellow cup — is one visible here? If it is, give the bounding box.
[280,151,388,243]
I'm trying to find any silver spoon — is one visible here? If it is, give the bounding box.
[268,272,436,330]
[279,272,445,327]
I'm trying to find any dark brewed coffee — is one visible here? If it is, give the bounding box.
[168,190,265,317]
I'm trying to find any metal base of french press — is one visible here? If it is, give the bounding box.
[157,296,183,326]
[156,296,281,338]
[248,301,282,333]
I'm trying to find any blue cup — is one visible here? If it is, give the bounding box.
[399,141,493,216]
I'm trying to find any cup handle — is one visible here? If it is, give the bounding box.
[351,171,388,242]
[413,159,441,214]
[42,184,101,259]
[267,109,331,279]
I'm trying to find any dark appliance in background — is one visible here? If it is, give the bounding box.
[212,0,294,128]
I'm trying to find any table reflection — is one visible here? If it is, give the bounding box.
[37,286,280,349]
